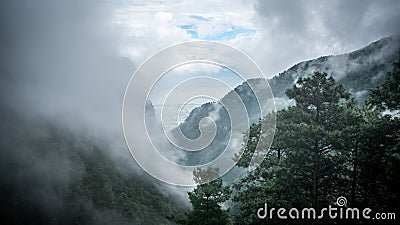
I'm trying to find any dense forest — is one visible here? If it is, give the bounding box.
[0,111,181,225]
[170,57,400,225]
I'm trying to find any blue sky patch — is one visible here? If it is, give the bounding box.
[179,24,255,41]
[178,24,199,38]
[205,26,256,41]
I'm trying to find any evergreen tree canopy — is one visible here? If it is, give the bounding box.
[368,54,400,111]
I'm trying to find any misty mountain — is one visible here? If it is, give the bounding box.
[0,106,181,225]
[175,35,400,169]
[270,35,400,103]
[170,79,266,166]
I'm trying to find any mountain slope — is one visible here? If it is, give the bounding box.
[0,106,180,225]
[176,35,400,167]
[170,79,267,166]
[269,35,400,102]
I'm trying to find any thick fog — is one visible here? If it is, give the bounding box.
[1,0,400,219]
[0,2,195,216]
[0,0,149,174]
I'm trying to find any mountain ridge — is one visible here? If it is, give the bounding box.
[268,35,400,101]
[175,35,400,167]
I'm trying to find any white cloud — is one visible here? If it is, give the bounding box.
[113,0,257,65]
[173,63,221,75]
[110,0,400,121]
[112,0,398,79]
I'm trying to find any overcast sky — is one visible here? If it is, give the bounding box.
[113,0,400,77]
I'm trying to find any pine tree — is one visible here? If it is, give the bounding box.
[280,72,350,209]
[169,167,231,225]
[232,72,354,224]
[359,56,400,210]
[367,53,400,112]
[232,57,400,224]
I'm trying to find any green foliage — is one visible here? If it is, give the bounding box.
[0,130,179,225]
[281,72,351,209]
[169,167,231,225]
[234,120,262,168]
[367,52,400,111]
[234,113,276,168]
[232,71,400,224]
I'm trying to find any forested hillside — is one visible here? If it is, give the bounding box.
[0,106,181,225]
[171,56,400,225]
[175,36,400,168]
[269,35,400,100]
[1,30,398,224]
